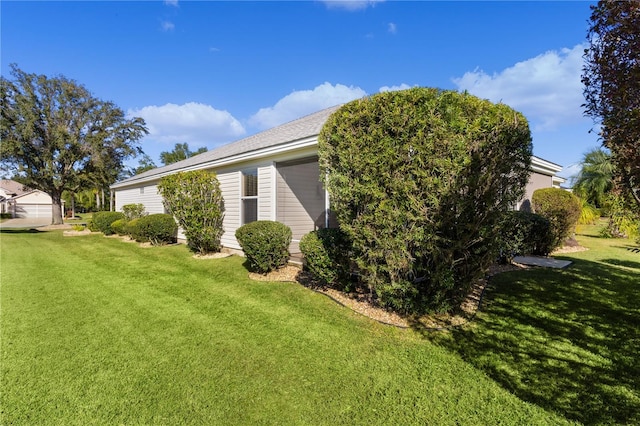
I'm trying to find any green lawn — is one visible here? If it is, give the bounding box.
[0,223,635,424]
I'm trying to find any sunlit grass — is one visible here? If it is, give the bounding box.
[0,229,567,425]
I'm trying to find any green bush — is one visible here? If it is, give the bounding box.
[578,199,600,225]
[91,211,125,235]
[318,88,532,314]
[132,214,177,245]
[498,211,554,262]
[300,228,352,289]
[110,218,128,236]
[0,213,12,219]
[125,218,141,240]
[235,221,292,274]
[532,188,581,251]
[122,203,146,221]
[157,170,224,254]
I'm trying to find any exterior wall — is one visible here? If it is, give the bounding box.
[217,169,241,249]
[114,183,165,214]
[519,172,553,211]
[12,191,53,219]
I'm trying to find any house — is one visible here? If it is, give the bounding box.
[110,105,565,255]
[0,179,55,220]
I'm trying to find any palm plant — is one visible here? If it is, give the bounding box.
[572,148,613,208]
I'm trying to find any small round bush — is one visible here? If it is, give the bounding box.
[134,214,178,245]
[126,218,142,241]
[110,218,128,236]
[300,228,352,289]
[532,188,581,251]
[235,221,292,274]
[122,203,147,221]
[498,211,554,262]
[92,211,125,235]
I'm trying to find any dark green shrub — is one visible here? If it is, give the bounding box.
[122,203,146,221]
[0,213,12,219]
[91,211,125,235]
[498,211,554,262]
[300,228,352,289]
[532,188,581,251]
[235,221,292,274]
[319,88,532,314]
[110,218,128,236]
[158,170,224,254]
[132,214,177,245]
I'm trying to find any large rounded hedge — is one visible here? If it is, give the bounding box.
[318,88,532,314]
[532,187,581,251]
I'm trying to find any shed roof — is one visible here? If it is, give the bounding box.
[113,105,342,188]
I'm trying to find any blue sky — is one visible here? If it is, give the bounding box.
[2,1,599,178]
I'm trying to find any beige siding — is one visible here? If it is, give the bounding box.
[276,158,326,254]
[218,170,241,249]
[258,165,273,221]
[519,172,553,211]
[115,183,165,214]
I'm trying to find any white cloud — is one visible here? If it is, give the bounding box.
[209,47,221,52]
[161,20,175,32]
[128,102,246,146]
[321,0,385,11]
[164,0,179,7]
[453,44,586,131]
[250,82,367,129]
[387,22,397,34]
[379,83,413,93]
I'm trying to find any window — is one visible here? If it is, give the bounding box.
[241,169,258,224]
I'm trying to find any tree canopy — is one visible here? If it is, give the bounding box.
[0,65,148,224]
[160,142,208,166]
[582,0,640,208]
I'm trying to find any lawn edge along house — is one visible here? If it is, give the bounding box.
[110,104,565,258]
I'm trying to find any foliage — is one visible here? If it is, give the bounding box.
[318,88,532,314]
[0,64,148,224]
[582,1,640,208]
[498,211,554,263]
[130,213,177,245]
[157,170,224,254]
[531,188,582,250]
[578,198,600,225]
[235,221,292,274]
[121,203,147,221]
[110,218,128,236]
[91,211,125,235]
[299,228,352,289]
[0,213,12,220]
[131,154,157,175]
[160,142,208,166]
[571,148,613,208]
[125,218,140,239]
[601,192,640,239]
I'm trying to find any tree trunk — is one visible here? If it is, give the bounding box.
[96,191,100,210]
[71,193,76,218]
[51,191,64,225]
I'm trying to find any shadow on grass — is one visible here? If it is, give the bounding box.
[601,258,640,270]
[420,258,640,425]
[0,228,44,234]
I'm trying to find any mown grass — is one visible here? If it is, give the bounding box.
[0,229,569,425]
[429,221,640,425]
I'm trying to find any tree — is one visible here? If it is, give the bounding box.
[132,154,157,175]
[582,1,640,208]
[319,88,532,314]
[572,148,613,208]
[0,65,148,224]
[159,142,208,166]
[157,170,224,254]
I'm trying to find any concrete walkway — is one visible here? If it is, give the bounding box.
[513,255,572,269]
[0,218,57,229]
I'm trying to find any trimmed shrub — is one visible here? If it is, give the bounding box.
[122,203,147,221]
[235,221,292,274]
[157,170,225,254]
[110,218,128,236]
[498,211,554,262]
[300,228,352,289]
[132,214,177,245]
[319,88,532,314]
[91,211,125,235]
[532,188,581,251]
[126,218,141,240]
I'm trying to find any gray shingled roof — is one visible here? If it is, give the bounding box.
[112,104,342,188]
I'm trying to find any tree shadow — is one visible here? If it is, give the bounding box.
[601,258,640,269]
[0,228,44,234]
[419,258,640,425]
